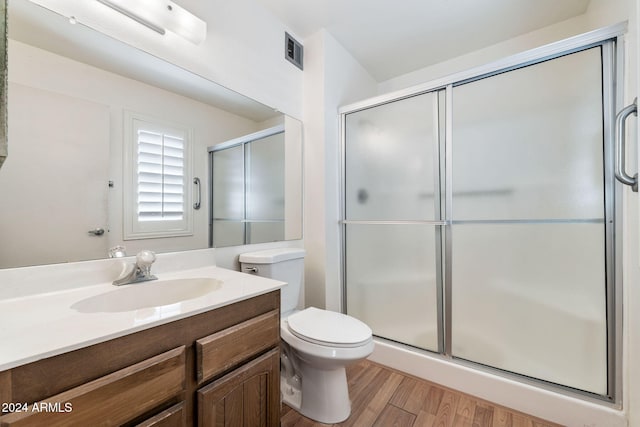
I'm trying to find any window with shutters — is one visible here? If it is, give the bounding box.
[124,112,193,239]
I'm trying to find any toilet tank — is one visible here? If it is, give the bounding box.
[239,248,306,314]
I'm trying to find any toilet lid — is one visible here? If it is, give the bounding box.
[286,307,372,347]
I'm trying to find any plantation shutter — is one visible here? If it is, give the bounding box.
[124,111,192,240]
[137,129,185,222]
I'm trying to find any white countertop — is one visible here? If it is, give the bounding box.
[0,265,284,371]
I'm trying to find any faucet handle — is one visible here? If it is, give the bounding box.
[108,245,127,258]
[136,250,156,268]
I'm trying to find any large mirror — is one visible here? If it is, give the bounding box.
[0,0,302,269]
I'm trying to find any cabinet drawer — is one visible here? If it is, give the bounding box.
[0,346,185,427]
[135,402,185,427]
[196,309,279,384]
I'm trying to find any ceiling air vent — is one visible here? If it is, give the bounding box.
[285,32,303,70]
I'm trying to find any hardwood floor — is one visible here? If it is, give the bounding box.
[281,359,562,427]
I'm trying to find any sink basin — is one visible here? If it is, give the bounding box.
[71,278,223,313]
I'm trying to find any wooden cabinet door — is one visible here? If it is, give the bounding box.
[197,349,279,427]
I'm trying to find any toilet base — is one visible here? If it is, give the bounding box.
[283,362,351,424]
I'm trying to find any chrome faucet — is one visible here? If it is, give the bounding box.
[112,250,158,286]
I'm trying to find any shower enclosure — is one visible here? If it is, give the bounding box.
[340,28,624,401]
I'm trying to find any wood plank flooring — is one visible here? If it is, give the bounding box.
[281,359,562,427]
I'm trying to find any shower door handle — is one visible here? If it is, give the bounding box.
[615,98,638,192]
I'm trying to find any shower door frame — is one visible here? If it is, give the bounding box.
[338,23,626,404]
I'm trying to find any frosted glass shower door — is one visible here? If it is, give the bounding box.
[450,47,609,394]
[245,132,285,243]
[211,145,245,247]
[344,92,443,352]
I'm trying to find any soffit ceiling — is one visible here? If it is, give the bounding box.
[256,0,591,81]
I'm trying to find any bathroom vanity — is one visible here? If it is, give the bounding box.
[0,253,284,426]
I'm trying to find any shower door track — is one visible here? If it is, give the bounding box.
[339,23,626,405]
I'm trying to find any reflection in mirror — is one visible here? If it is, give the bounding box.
[209,118,302,247]
[0,0,302,269]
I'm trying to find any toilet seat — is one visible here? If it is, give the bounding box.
[286,307,372,348]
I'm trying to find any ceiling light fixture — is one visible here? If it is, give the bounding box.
[94,0,207,44]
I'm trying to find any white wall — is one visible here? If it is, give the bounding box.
[302,29,377,310]
[284,116,303,240]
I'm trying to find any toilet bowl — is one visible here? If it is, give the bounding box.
[280,307,374,423]
[239,248,374,424]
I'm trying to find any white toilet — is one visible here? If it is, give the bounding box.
[239,248,374,424]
